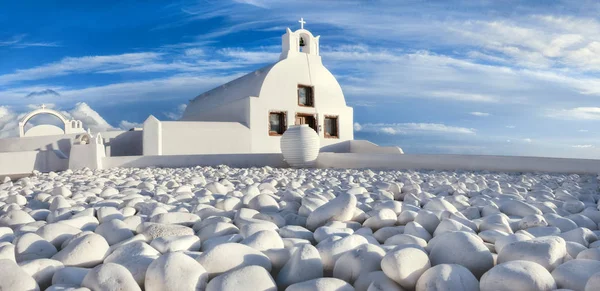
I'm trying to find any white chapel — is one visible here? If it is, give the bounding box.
[180,18,354,153]
[0,19,404,176]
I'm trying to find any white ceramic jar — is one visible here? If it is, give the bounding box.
[280,124,320,167]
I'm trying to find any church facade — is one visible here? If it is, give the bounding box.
[181,20,354,153]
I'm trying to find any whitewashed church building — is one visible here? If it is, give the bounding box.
[178,19,353,153]
[0,19,401,176]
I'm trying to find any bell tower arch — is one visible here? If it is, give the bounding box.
[280,18,321,60]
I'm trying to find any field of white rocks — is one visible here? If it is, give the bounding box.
[1,166,600,291]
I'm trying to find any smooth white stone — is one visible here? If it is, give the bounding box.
[518,214,548,230]
[559,227,598,247]
[354,271,403,291]
[415,264,479,291]
[0,259,40,291]
[495,233,531,254]
[0,209,35,228]
[481,260,556,291]
[544,213,578,232]
[397,210,418,225]
[94,219,134,245]
[19,258,64,290]
[429,231,493,278]
[585,271,600,291]
[59,216,99,232]
[36,223,82,249]
[103,241,159,286]
[52,233,109,268]
[499,200,542,217]
[576,248,600,260]
[137,222,195,240]
[145,252,208,291]
[381,246,430,289]
[239,221,279,238]
[404,221,432,241]
[565,241,587,260]
[15,233,58,262]
[313,226,353,243]
[363,208,397,230]
[384,234,427,248]
[150,212,200,227]
[248,194,280,213]
[479,214,513,234]
[333,244,385,283]
[96,207,124,224]
[0,241,16,262]
[0,226,15,242]
[52,186,72,198]
[196,222,239,241]
[306,193,357,231]
[197,242,272,278]
[276,244,323,289]
[497,236,567,271]
[432,219,475,237]
[51,267,90,286]
[279,225,314,242]
[82,263,141,291]
[478,229,510,244]
[286,278,355,291]
[414,210,441,234]
[372,226,404,243]
[150,235,201,253]
[317,234,368,272]
[551,259,600,291]
[206,265,276,291]
[201,233,243,251]
[241,230,284,251]
[45,285,90,291]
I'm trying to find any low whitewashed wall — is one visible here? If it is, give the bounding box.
[317,153,600,174]
[0,131,142,157]
[0,150,68,176]
[104,153,287,169]
[320,140,403,154]
[161,121,252,155]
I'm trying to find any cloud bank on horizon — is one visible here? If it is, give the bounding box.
[0,0,599,158]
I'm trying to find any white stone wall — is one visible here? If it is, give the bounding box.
[103,153,286,169]
[159,121,252,155]
[317,153,600,174]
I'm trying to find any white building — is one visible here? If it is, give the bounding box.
[0,19,403,177]
[180,19,353,153]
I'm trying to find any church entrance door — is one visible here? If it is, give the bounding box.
[295,113,317,132]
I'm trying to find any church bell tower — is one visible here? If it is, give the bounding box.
[280,18,321,60]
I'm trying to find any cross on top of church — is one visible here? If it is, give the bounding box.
[41,104,46,109]
[299,18,306,29]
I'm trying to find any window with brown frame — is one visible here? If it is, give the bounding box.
[298,85,314,107]
[324,115,339,138]
[269,111,286,136]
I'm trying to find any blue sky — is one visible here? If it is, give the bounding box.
[1,0,600,158]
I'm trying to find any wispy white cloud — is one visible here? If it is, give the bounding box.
[0,53,163,85]
[118,120,142,130]
[470,111,491,117]
[0,34,59,48]
[572,144,594,148]
[164,104,187,120]
[218,47,279,64]
[354,122,476,135]
[546,107,600,120]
